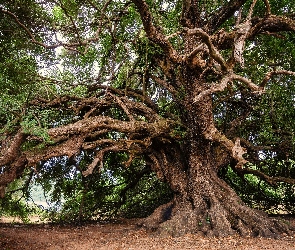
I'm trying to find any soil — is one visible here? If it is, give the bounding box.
[0,216,295,250]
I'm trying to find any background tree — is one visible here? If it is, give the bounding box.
[1,0,295,237]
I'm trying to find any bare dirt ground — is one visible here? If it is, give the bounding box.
[0,216,295,250]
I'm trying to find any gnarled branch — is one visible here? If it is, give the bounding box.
[131,0,180,63]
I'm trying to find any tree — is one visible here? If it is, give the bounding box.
[1,0,295,237]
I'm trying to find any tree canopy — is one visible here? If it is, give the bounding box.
[1,0,295,237]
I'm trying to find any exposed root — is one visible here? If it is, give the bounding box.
[137,201,173,230]
[139,198,291,238]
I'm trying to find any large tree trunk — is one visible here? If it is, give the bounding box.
[139,84,290,238]
[140,142,289,238]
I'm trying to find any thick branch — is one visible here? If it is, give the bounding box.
[48,116,172,139]
[0,130,26,166]
[250,15,295,35]
[203,125,248,169]
[26,135,85,165]
[216,15,295,50]
[232,0,258,67]
[82,137,151,176]
[184,28,228,71]
[203,124,295,187]
[131,0,180,63]
[0,155,28,193]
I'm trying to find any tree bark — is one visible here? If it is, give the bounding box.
[139,81,290,238]
[140,134,290,237]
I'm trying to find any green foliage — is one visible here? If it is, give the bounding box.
[0,177,34,223]
[220,161,295,214]
[27,152,172,223]
[0,0,295,224]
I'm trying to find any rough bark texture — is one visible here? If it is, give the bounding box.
[134,0,295,237]
[1,0,295,238]
[138,81,290,237]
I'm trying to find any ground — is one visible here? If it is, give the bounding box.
[0,217,295,250]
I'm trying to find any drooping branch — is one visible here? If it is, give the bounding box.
[0,112,176,191]
[0,76,179,191]
[33,113,174,174]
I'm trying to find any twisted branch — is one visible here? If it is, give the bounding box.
[194,72,263,103]
[204,125,295,186]
[183,28,228,71]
